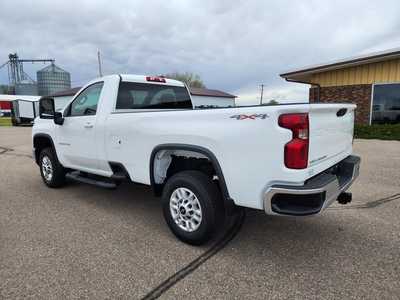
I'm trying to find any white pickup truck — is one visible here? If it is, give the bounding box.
[32,74,360,245]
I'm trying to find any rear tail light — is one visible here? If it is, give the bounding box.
[278,113,309,169]
[146,76,166,83]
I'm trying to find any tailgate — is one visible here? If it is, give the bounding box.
[308,104,356,167]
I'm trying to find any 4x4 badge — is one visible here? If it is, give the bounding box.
[230,114,269,120]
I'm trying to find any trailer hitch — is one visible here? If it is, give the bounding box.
[337,192,352,205]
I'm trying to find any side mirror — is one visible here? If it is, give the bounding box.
[39,97,64,125]
[39,97,55,119]
[54,111,64,125]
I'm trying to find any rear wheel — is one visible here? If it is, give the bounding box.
[162,170,223,245]
[39,147,66,188]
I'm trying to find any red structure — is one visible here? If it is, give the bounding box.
[0,100,12,116]
[0,101,11,109]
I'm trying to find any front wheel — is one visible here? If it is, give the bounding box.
[39,147,66,188]
[162,171,223,245]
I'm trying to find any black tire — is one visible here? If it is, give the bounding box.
[162,170,224,245]
[39,147,66,188]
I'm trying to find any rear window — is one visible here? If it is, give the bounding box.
[116,82,192,110]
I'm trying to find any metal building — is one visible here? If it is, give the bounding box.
[15,82,38,96]
[37,63,71,96]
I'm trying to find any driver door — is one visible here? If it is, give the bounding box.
[56,82,104,172]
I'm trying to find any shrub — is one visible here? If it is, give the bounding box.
[354,123,400,140]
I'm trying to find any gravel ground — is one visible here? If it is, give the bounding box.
[0,127,399,299]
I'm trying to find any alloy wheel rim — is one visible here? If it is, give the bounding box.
[41,156,53,182]
[170,187,202,232]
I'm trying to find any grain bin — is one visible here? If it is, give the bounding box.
[37,63,71,96]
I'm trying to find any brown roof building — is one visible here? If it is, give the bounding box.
[51,86,236,99]
[280,48,400,124]
[50,85,236,110]
[50,87,81,97]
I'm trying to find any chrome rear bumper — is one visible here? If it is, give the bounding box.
[263,155,360,216]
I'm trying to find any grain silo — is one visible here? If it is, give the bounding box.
[37,63,71,96]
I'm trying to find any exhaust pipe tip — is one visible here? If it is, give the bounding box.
[337,192,352,205]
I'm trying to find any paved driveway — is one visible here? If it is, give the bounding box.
[0,127,399,299]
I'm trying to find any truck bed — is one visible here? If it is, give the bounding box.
[104,102,356,210]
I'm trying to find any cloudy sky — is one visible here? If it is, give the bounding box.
[1,0,400,105]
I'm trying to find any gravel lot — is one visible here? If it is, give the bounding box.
[1,127,399,299]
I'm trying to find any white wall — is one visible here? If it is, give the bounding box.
[0,94,40,102]
[53,95,73,111]
[191,95,235,108]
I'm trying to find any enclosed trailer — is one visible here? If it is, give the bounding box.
[11,98,40,126]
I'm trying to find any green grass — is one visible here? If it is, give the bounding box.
[0,117,12,126]
[355,123,400,141]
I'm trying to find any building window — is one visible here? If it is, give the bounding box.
[371,83,400,124]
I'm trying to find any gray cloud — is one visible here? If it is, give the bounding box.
[1,0,400,104]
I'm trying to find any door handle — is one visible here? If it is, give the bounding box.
[84,123,94,129]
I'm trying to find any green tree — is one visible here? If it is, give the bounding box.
[0,85,12,94]
[261,99,279,105]
[164,72,205,88]
[267,99,279,105]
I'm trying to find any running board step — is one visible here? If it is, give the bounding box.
[66,171,117,189]
[110,172,128,181]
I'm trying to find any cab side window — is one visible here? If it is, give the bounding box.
[68,82,104,116]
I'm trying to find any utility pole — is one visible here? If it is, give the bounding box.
[97,50,103,77]
[260,84,264,105]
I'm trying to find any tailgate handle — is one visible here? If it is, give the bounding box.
[336,108,347,117]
